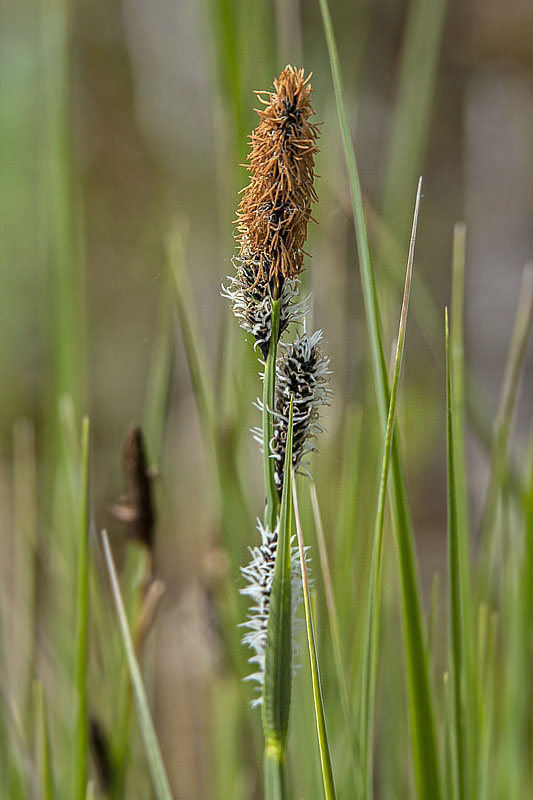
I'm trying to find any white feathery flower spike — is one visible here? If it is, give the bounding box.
[222,252,309,358]
[240,519,310,706]
[251,331,331,478]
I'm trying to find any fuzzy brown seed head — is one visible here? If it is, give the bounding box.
[236,65,319,289]
[110,424,155,552]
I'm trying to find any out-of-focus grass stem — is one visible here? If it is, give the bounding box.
[479,266,533,586]
[72,417,90,800]
[34,683,56,800]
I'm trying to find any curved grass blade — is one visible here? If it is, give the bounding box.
[100,530,173,800]
[317,5,442,795]
[263,399,294,800]
[360,180,420,798]
[294,483,337,800]
[73,416,90,800]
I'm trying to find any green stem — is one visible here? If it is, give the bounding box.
[264,299,281,530]
[262,399,294,800]
[264,741,286,800]
[73,417,90,800]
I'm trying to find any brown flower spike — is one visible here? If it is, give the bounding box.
[110,424,155,552]
[236,66,320,291]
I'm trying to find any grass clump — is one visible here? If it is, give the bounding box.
[2,5,533,800]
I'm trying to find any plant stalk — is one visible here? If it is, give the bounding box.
[263,298,281,530]
[264,741,286,800]
[262,398,294,800]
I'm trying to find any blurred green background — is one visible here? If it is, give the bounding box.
[2,0,533,797]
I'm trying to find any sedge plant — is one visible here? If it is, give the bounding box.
[224,66,332,799]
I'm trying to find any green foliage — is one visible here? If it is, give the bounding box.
[2,0,533,798]
[318,2,442,795]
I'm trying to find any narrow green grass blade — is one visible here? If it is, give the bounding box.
[360,180,420,799]
[377,0,447,270]
[450,224,477,794]
[263,299,281,531]
[375,0,446,350]
[34,682,56,800]
[443,673,457,800]
[167,223,217,450]
[263,399,294,799]
[427,572,440,664]
[465,381,524,503]
[477,614,497,800]
[497,432,533,797]
[317,6,442,795]
[0,686,30,799]
[310,483,360,786]
[522,435,533,659]
[294,483,337,800]
[450,225,471,585]
[365,200,441,358]
[445,309,468,800]
[500,544,527,797]
[475,604,489,735]
[167,221,251,564]
[143,269,174,463]
[370,197,526,506]
[73,416,90,800]
[336,407,363,576]
[479,267,533,582]
[41,0,86,424]
[100,530,173,800]
[317,0,384,388]
[206,0,245,164]
[109,545,153,800]
[13,419,37,723]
